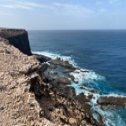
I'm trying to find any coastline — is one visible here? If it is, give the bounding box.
[33,51,126,126]
[0,28,126,126]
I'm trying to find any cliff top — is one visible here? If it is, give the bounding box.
[0,28,26,38]
[0,37,99,126]
[0,28,31,55]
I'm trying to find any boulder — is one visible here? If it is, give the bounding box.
[63,86,76,98]
[75,93,91,103]
[68,118,77,125]
[33,54,50,63]
[56,77,71,85]
[50,59,76,70]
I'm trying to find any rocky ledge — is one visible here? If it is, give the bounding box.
[0,28,100,126]
[0,28,126,126]
[0,28,31,55]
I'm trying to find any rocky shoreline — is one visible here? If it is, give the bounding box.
[0,28,126,126]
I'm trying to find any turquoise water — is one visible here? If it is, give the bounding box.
[29,30,126,125]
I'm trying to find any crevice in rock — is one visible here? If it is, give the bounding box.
[28,75,100,126]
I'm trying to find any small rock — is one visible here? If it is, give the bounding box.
[81,120,87,125]
[68,118,77,125]
[60,115,68,123]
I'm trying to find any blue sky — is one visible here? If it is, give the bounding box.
[0,0,126,30]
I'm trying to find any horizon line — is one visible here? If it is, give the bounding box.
[28,29,126,31]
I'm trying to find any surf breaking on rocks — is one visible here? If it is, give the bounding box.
[33,51,126,126]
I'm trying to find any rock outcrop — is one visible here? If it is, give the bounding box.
[1,28,126,126]
[0,28,100,126]
[97,96,126,107]
[0,28,31,55]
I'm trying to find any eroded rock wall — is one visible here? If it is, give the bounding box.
[0,28,31,55]
[0,29,100,126]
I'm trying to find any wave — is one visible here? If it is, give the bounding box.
[33,51,105,86]
[106,93,126,97]
[93,106,126,126]
[32,50,126,126]
[33,51,77,66]
[70,69,105,85]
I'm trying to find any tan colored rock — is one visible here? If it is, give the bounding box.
[68,118,77,125]
[0,29,100,126]
[0,39,49,126]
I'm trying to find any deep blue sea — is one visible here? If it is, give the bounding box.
[29,30,126,126]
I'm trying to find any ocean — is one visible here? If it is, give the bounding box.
[29,30,126,126]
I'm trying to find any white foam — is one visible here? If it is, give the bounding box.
[91,93,126,126]
[93,106,126,126]
[32,51,126,126]
[33,51,77,66]
[94,107,116,126]
[70,69,105,85]
[106,93,126,97]
[33,51,105,90]
[70,82,90,95]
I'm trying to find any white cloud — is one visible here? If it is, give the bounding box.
[1,4,32,10]
[0,1,42,10]
[52,3,94,17]
[0,1,95,18]
[0,1,94,15]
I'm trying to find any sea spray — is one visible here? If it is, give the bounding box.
[33,51,77,66]
[33,51,126,126]
[70,69,105,84]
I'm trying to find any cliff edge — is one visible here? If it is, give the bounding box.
[1,28,125,126]
[0,28,31,55]
[0,28,101,126]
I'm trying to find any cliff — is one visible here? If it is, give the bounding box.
[0,28,100,126]
[2,28,125,126]
[0,28,31,55]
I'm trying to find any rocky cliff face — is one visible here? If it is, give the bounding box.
[0,28,31,55]
[1,28,126,126]
[0,28,101,126]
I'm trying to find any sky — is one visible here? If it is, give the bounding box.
[0,0,126,30]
